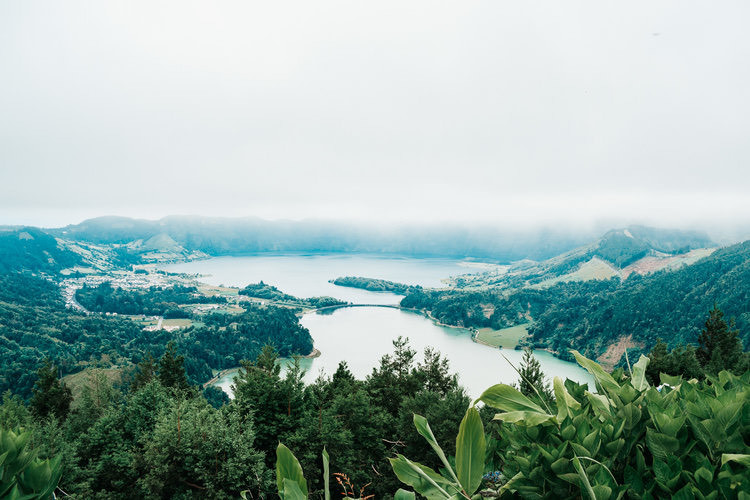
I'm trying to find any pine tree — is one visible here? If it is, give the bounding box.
[158,342,191,391]
[696,305,744,375]
[517,347,552,404]
[131,353,157,391]
[30,359,72,420]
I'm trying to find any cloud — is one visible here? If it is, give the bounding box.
[1,1,749,228]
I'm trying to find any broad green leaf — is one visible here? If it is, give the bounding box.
[455,407,485,495]
[651,412,686,437]
[394,489,416,500]
[672,484,696,500]
[322,448,330,500]
[413,414,460,484]
[283,478,308,500]
[276,443,308,498]
[721,454,750,467]
[660,373,683,387]
[474,384,545,413]
[572,350,620,396]
[646,428,680,461]
[493,411,556,426]
[554,376,581,422]
[631,355,650,391]
[572,455,597,500]
[592,485,613,499]
[586,392,612,420]
[389,454,457,499]
[497,472,523,495]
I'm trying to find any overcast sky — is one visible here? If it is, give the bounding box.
[1,1,749,229]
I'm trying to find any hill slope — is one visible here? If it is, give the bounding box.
[0,227,82,273]
[452,225,715,289]
[529,240,750,364]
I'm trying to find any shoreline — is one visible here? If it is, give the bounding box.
[202,347,322,388]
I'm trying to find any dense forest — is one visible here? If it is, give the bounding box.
[239,281,346,308]
[3,332,748,498]
[0,227,81,273]
[331,276,419,295]
[0,274,315,399]
[1,338,476,498]
[75,282,227,317]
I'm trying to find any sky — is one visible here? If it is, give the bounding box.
[1,1,749,231]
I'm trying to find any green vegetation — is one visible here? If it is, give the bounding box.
[530,242,750,362]
[0,227,81,274]
[2,221,749,498]
[239,281,346,308]
[30,359,73,421]
[331,276,419,295]
[276,352,750,499]
[476,324,529,349]
[75,282,227,317]
[0,337,475,498]
[0,427,63,499]
[0,273,315,399]
[644,304,749,384]
[401,288,546,330]
[403,240,750,365]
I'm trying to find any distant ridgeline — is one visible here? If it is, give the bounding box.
[0,227,81,273]
[402,239,750,365]
[330,276,420,295]
[49,215,602,261]
[453,226,715,290]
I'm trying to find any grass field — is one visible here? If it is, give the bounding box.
[198,285,239,297]
[62,367,126,401]
[534,257,618,288]
[475,323,530,349]
[162,318,193,328]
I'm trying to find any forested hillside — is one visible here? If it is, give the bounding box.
[0,273,315,399]
[0,227,81,273]
[453,226,715,290]
[75,282,226,317]
[530,240,750,360]
[402,240,750,365]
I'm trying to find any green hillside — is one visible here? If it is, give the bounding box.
[530,240,750,362]
[0,227,81,273]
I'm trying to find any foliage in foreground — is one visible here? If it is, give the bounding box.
[279,352,750,499]
[0,428,62,499]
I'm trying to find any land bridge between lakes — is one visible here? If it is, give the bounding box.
[299,303,472,334]
[302,303,422,314]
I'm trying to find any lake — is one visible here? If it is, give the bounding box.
[163,254,594,397]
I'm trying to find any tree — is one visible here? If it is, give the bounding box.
[158,342,191,391]
[416,347,458,396]
[30,359,72,421]
[131,353,157,391]
[232,345,305,465]
[516,347,552,405]
[646,339,704,385]
[696,305,745,375]
[139,397,268,498]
